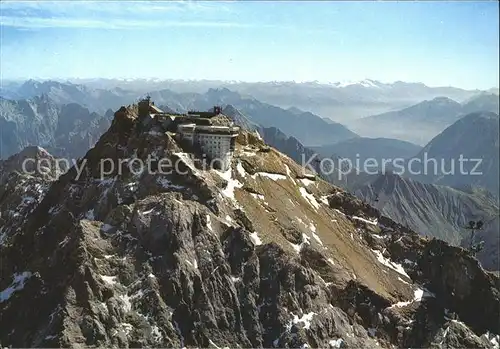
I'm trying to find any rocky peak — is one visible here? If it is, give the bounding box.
[0,104,499,348]
[0,145,65,184]
[0,146,64,250]
[221,105,259,131]
[221,104,240,115]
[205,88,242,104]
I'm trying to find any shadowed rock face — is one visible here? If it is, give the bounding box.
[0,105,498,348]
[0,145,65,184]
[411,111,499,197]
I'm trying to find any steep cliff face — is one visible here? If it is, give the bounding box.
[0,95,60,158]
[1,106,498,348]
[48,103,112,159]
[0,96,111,160]
[0,146,65,245]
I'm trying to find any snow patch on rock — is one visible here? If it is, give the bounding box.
[312,232,323,246]
[0,271,33,303]
[299,187,320,210]
[100,275,118,285]
[249,231,263,246]
[236,162,246,178]
[352,216,378,225]
[174,152,200,176]
[300,178,315,187]
[215,168,243,200]
[371,249,410,279]
[389,287,435,308]
[329,338,344,348]
[252,172,287,181]
[157,177,185,190]
[250,193,266,201]
[290,311,316,330]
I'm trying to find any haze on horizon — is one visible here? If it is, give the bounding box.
[0,1,498,90]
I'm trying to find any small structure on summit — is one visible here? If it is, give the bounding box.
[138,97,239,171]
[138,95,164,118]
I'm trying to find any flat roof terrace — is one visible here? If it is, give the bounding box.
[177,123,240,135]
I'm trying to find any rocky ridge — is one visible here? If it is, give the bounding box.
[0,96,112,159]
[1,105,499,348]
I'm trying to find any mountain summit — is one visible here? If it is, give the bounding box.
[412,111,499,195]
[0,104,499,348]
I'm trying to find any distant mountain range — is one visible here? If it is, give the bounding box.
[353,172,498,243]
[462,92,500,115]
[0,79,138,114]
[350,94,499,145]
[2,82,497,194]
[0,95,112,159]
[221,105,260,132]
[226,80,487,121]
[2,79,493,122]
[0,81,361,147]
[62,78,491,120]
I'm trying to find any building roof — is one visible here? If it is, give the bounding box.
[150,105,164,114]
[177,123,239,135]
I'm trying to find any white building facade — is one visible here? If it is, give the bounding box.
[177,124,239,171]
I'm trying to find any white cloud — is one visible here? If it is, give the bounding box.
[0,1,235,20]
[1,1,188,16]
[0,16,260,30]
[0,1,333,34]
[0,1,245,30]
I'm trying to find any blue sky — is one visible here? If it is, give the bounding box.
[0,1,498,89]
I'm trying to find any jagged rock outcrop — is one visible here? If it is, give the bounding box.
[0,146,65,247]
[1,105,498,348]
